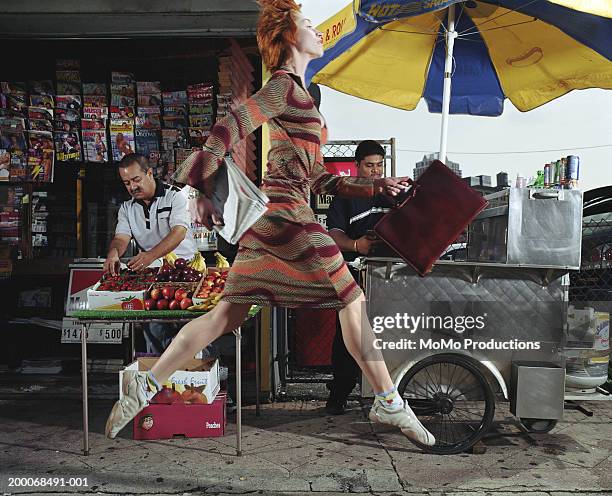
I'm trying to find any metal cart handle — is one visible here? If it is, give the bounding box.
[531,190,560,200]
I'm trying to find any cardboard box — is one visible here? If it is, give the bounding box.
[87,281,149,310]
[120,357,220,405]
[133,392,226,440]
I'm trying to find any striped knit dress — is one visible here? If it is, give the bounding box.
[174,70,375,309]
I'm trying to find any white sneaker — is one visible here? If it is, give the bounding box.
[105,371,151,439]
[369,400,436,446]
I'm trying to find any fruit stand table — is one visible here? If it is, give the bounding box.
[72,306,262,456]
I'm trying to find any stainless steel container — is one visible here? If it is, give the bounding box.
[467,188,583,269]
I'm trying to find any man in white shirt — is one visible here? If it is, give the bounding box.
[103,153,197,353]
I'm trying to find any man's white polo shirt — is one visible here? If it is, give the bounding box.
[115,180,197,261]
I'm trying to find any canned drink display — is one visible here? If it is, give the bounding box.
[544,163,551,187]
[566,155,580,189]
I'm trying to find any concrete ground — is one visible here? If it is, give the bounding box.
[0,376,611,496]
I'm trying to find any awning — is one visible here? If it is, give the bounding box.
[0,0,258,39]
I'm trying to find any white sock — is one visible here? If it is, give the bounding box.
[374,387,404,410]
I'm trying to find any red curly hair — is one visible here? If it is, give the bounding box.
[257,0,302,72]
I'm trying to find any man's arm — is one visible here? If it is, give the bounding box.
[328,229,379,256]
[127,226,187,271]
[104,234,131,275]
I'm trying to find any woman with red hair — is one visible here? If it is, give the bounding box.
[105,0,435,449]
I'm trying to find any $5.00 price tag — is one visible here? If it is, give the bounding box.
[61,318,123,344]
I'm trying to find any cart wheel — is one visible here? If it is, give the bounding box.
[398,353,495,455]
[518,418,558,434]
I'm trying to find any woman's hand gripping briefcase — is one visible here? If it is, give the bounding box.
[374,160,488,276]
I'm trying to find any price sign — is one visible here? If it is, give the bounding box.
[61,318,123,344]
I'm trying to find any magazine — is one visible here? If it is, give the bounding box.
[28,106,54,121]
[83,107,108,120]
[82,83,107,96]
[189,103,213,115]
[56,59,80,70]
[189,114,212,128]
[135,113,161,129]
[55,108,80,123]
[57,82,82,95]
[162,105,188,117]
[0,129,26,154]
[110,106,135,120]
[110,83,135,98]
[27,130,54,152]
[28,80,54,96]
[7,95,27,114]
[29,95,54,109]
[161,129,184,150]
[137,94,162,106]
[81,118,106,130]
[137,81,161,95]
[135,128,160,158]
[9,152,27,182]
[54,131,82,161]
[110,121,135,161]
[29,119,54,132]
[111,95,135,107]
[0,82,26,94]
[82,129,109,163]
[0,116,26,131]
[56,95,82,111]
[187,83,214,103]
[83,95,107,107]
[56,70,81,83]
[162,91,188,105]
[111,72,135,84]
[0,149,9,181]
[54,119,80,133]
[188,127,210,147]
[28,148,54,182]
[162,116,188,129]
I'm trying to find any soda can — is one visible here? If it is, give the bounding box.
[553,160,563,187]
[566,155,580,189]
[544,163,551,187]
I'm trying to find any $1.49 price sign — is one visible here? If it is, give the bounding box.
[61,318,123,344]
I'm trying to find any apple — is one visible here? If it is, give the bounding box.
[150,288,163,301]
[162,286,175,300]
[144,298,156,311]
[175,289,188,301]
[168,299,180,310]
[156,299,169,310]
[180,297,193,310]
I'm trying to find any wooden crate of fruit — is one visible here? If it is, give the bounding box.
[145,281,200,311]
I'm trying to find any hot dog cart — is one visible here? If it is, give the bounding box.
[362,187,584,454]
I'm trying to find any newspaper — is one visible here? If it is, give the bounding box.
[210,156,269,244]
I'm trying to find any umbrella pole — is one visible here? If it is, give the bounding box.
[438,4,457,164]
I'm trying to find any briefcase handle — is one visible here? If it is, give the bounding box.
[394,178,419,206]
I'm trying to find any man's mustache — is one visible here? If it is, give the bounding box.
[131,189,141,194]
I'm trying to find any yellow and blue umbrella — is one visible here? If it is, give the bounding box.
[306,0,612,159]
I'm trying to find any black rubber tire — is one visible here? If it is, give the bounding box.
[398,353,496,455]
[519,418,558,434]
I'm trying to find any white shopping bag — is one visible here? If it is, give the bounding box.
[211,156,269,244]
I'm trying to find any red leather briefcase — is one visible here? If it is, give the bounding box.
[374,160,488,276]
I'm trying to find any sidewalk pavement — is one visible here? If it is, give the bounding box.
[0,392,611,496]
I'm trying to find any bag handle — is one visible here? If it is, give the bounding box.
[394,178,419,206]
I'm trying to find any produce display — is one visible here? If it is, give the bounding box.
[155,258,203,283]
[189,271,228,311]
[150,384,207,404]
[96,268,158,291]
[144,284,195,311]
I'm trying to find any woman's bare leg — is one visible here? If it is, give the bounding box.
[338,294,393,393]
[151,301,251,384]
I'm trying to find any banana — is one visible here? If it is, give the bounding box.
[214,251,230,269]
[164,252,178,267]
[189,251,207,272]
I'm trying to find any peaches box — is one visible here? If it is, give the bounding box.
[192,267,229,305]
[119,357,220,405]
